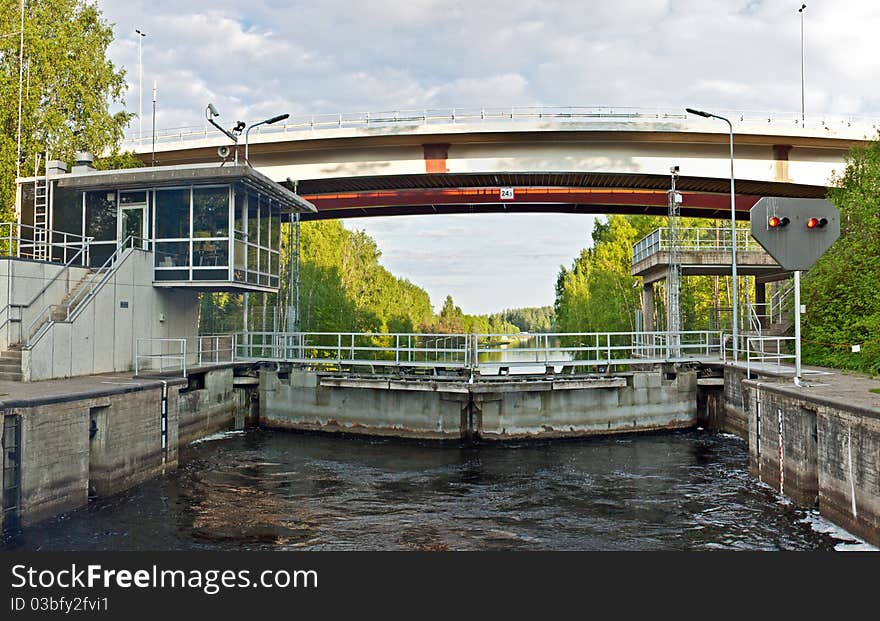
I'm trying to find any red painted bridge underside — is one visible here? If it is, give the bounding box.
[291,172,827,221]
[300,188,760,221]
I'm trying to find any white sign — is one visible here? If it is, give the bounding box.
[852,344,861,353]
[500,187,515,200]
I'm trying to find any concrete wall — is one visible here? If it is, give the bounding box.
[261,371,465,440]
[717,366,751,439]
[746,381,880,546]
[7,384,180,525]
[1,366,238,529]
[21,249,199,381]
[0,258,91,350]
[477,371,697,439]
[259,368,698,441]
[177,367,238,445]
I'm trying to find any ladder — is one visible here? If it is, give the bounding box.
[2,413,22,532]
[32,155,50,261]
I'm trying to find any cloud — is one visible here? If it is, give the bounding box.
[96,0,880,312]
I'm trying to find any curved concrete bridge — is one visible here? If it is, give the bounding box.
[125,106,876,220]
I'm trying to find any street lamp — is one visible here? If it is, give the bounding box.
[799,4,807,128]
[136,29,146,142]
[244,113,290,165]
[686,107,739,361]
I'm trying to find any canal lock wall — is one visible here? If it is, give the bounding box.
[712,365,880,547]
[258,367,699,441]
[1,367,248,531]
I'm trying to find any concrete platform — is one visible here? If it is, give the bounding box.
[0,371,185,408]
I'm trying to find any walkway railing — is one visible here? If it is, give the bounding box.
[134,335,237,376]
[236,331,472,369]
[722,334,797,377]
[122,105,880,149]
[233,330,724,372]
[136,338,187,377]
[633,227,761,264]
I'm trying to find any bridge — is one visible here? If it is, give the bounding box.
[124,106,871,221]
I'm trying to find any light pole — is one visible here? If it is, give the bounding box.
[686,108,739,361]
[16,0,24,178]
[799,4,806,128]
[244,113,290,165]
[136,29,146,142]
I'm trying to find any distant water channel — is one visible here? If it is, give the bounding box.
[4,429,869,551]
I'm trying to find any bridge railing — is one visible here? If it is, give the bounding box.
[121,105,880,150]
[632,227,762,264]
[232,330,724,372]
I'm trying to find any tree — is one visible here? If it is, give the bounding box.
[801,140,880,373]
[0,0,132,219]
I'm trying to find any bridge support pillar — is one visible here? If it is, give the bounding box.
[642,283,655,331]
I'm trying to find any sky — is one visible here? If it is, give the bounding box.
[98,0,880,314]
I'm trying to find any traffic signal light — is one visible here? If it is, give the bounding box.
[806,217,828,229]
[768,216,790,229]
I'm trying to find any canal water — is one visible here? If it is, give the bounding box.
[3,429,872,551]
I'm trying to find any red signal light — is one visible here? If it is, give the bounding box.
[806,217,827,229]
[768,216,789,229]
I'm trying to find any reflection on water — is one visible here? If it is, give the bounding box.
[2,429,855,551]
[478,336,574,375]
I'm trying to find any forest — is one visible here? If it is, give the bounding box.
[199,219,552,336]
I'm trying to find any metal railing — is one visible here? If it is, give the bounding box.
[25,235,148,349]
[722,334,797,376]
[121,105,880,149]
[474,331,723,369]
[135,338,187,377]
[233,330,724,372]
[0,222,91,265]
[770,282,794,325]
[197,335,235,365]
[633,227,761,264]
[235,331,472,369]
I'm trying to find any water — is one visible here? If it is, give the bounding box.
[3,429,868,551]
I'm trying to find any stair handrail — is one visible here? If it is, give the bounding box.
[0,232,93,347]
[25,235,147,349]
[770,283,794,324]
[746,302,763,337]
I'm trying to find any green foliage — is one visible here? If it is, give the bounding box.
[555,215,659,332]
[801,140,880,374]
[200,220,435,335]
[555,215,748,334]
[494,306,554,332]
[0,0,133,219]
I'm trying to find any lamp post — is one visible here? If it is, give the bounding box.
[136,29,146,142]
[686,108,739,361]
[244,113,290,165]
[799,4,806,128]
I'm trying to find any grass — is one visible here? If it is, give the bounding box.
[870,388,880,395]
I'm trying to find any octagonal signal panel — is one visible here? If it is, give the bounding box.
[750,197,840,271]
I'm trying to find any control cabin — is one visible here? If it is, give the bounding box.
[15,159,316,293]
